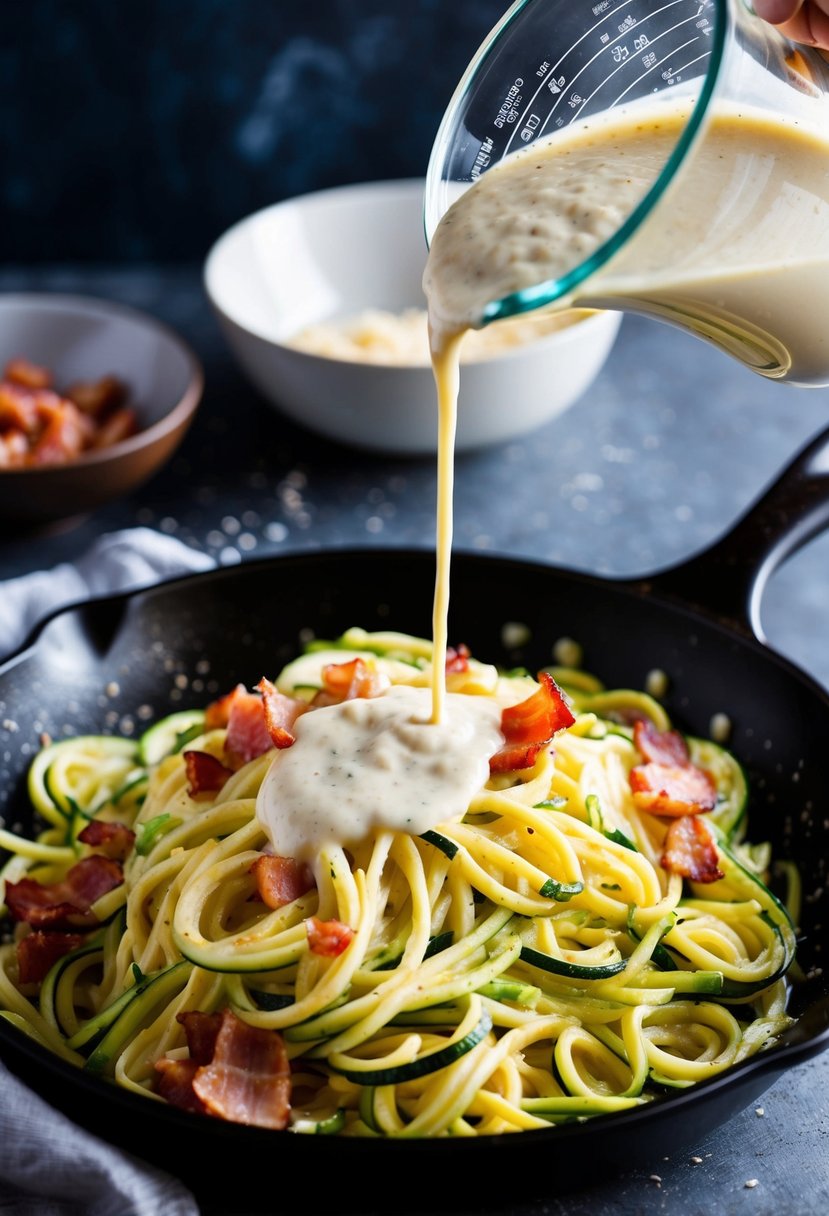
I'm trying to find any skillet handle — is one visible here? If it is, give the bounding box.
[634,423,829,642]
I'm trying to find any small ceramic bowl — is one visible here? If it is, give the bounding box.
[203,179,621,456]
[0,293,203,526]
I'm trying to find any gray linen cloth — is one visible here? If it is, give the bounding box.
[0,528,213,1215]
[0,527,214,661]
[0,1060,199,1215]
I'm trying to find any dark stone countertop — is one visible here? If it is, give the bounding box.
[1,265,828,1216]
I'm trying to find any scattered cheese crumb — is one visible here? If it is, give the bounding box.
[755,1107,765,1117]
[553,636,583,668]
[710,712,732,742]
[745,1179,759,1189]
[501,621,531,649]
[691,1156,703,1164]
[645,668,669,698]
[649,1175,662,1185]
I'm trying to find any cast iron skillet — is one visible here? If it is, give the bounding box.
[1,425,829,1212]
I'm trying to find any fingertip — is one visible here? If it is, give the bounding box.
[752,0,801,24]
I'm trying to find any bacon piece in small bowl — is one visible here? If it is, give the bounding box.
[0,293,203,526]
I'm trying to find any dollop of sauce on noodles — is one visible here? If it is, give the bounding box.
[256,685,504,867]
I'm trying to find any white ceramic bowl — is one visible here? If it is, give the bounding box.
[203,179,621,455]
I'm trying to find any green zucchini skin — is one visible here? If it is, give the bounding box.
[696,834,797,999]
[519,944,627,981]
[39,940,105,1038]
[137,711,207,766]
[539,876,585,902]
[330,1007,493,1086]
[291,1108,347,1135]
[419,830,458,860]
[688,737,749,841]
[83,961,193,1075]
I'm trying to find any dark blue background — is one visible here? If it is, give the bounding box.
[2,0,509,264]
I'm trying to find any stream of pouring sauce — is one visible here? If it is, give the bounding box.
[256,319,501,872]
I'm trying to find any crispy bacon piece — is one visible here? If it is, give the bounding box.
[489,672,575,773]
[633,718,691,767]
[65,373,127,418]
[210,681,305,765]
[225,688,276,763]
[178,1009,224,1064]
[661,815,724,884]
[77,819,136,861]
[4,358,52,390]
[0,363,134,466]
[204,684,244,730]
[91,405,137,448]
[28,395,91,466]
[154,1011,222,1113]
[154,1058,209,1115]
[4,856,124,930]
[184,749,234,797]
[192,1009,291,1129]
[255,677,308,748]
[630,762,718,817]
[0,381,39,433]
[445,644,471,674]
[630,718,717,817]
[313,657,391,707]
[0,428,29,468]
[500,672,576,744]
[251,855,315,910]
[16,930,86,985]
[307,916,355,958]
[155,1009,291,1128]
[489,739,548,775]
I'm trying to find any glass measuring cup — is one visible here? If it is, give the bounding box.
[423,0,829,384]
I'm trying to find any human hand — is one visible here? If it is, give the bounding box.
[753,0,829,49]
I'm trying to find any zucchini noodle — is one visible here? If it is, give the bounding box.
[0,627,798,1136]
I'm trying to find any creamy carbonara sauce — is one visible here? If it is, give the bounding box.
[425,101,829,383]
[256,685,504,870]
